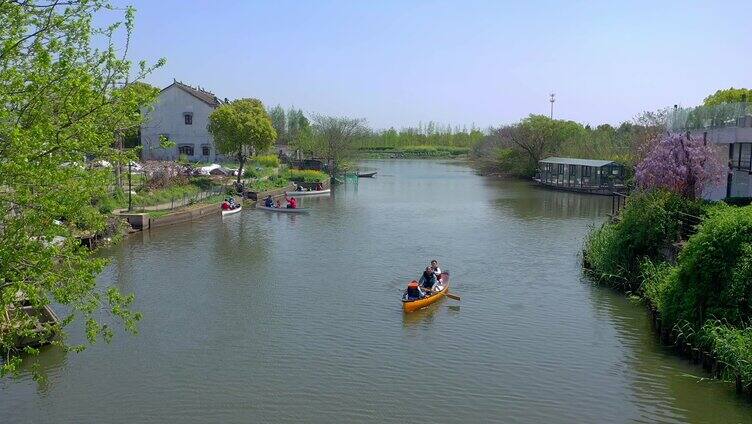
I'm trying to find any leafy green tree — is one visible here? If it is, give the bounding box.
[1,1,164,378]
[703,87,752,106]
[208,98,277,184]
[268,104,287,145]
[311,114,369,173]
[120,82,161,149]
[114,82,160,189]
[510,115,586,165]
[286,108,308,144]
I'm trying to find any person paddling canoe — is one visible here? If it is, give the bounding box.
[420,266,437,292]
[283,192,298,209]
[430,259,443,283]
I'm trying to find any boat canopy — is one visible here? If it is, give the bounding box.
[539,157,617,167]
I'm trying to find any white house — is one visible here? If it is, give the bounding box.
[141,80,225,161]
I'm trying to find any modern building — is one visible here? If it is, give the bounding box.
[670,102,752,200]
[140,80,225,161]
[535,157,626,195]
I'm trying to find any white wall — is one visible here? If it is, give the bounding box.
[141,85,217,161]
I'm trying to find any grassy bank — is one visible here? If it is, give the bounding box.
[584,190,752,393]
[358,145,470,159]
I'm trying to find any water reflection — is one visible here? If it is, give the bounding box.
[489,179,612,220]
[587,281,752,423]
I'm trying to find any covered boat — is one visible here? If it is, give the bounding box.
[402,272,449,313]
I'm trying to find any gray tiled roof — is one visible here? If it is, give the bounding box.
[539,157,618,167]
[167,81,221,107]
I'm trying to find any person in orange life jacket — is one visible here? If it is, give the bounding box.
[405,281,424,300]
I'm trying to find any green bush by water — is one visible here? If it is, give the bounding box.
[583,190,706,290]
[660,205,752,327]
[284,169,328,183]
[589,196,752,387]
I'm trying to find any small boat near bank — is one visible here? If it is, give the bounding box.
[221,205,242,216]
[257,205,310,214]
[402,272,450,313]
[357,171,377,178]
[288,189,331,196]
[3,297,60,349]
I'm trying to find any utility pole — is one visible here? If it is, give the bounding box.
[127,162,132,212]
[549,93,556,119]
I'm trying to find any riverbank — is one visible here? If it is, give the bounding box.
[357,145,469,159]
[583,189,752,400]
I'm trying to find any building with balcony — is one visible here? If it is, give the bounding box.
[669,102,752,200]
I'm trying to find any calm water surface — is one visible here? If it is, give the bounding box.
[2,160,752,423]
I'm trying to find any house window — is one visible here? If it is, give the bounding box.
[178,144,194,156]
[184,113,193,125]
[737,143,752,170]
[558,164,565,174]
[582,166,591,177]
[202,145,210,156]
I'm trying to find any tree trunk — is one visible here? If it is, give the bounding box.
[236,151,245,185]
[115,133,124,189]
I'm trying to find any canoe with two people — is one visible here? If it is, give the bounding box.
[221,197,242,216]
[262,193,297,209]
[402,259,454,313]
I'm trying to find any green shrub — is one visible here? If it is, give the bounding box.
[640,259,678,312]
[662,205,752,326]
[253,154,279,168]
[190,176,214,190]
[403,145,438,154]
[584,190,707,289]
[284,169,328,183]
[436,146,470,155]
[243,168,258,178]
[496,148,536,177]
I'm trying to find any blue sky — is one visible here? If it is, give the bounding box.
[123,0,752,129]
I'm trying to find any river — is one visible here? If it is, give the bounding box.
[2,159,751,423]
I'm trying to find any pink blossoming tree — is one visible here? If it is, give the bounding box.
[635,132,725,198]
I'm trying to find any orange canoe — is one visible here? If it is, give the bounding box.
[402,272,450,313]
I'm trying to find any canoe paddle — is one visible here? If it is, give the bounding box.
[445,292,461,301]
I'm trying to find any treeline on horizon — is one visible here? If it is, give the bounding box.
[267,102,664,166]
[266,87,750,170]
